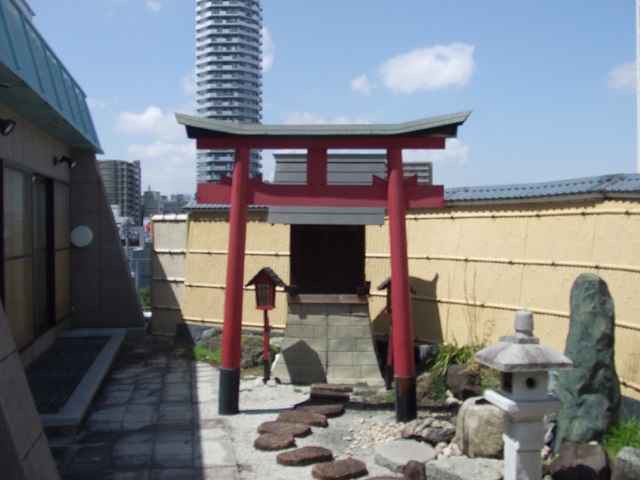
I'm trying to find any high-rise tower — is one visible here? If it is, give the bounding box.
[195,0,262,183]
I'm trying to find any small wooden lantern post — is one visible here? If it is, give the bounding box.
[246,267,286,382]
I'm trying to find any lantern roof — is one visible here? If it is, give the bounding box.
[476,311,573,372]
[245,267,287,288]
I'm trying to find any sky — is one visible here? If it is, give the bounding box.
[26,0,636,196]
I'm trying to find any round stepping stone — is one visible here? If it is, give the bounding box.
[312,458,368,480]
[311,383,354,393]
[257,421,312,437]
[294,402,345,418]
[278,409,328,427]
[277,446,334,466]
[310,388,350,402]
[253,433,295,451]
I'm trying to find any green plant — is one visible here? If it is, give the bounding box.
[426,343,477,377]
[603,417,640,462]
[137,286,151,308]
[192,344,221,364]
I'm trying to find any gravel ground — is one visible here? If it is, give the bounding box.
[230,377,407,479]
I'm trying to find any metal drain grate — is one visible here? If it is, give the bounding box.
[26,336,110,415]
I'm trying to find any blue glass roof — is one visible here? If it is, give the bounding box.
[0,0,101,152]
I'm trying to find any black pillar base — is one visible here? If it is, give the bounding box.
[218,367,240,415]
[394,375,417,423]
[263,359,270,383]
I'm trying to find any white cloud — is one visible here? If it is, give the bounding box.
[146,0,161,12]
[351,74,375,95]
[127,140,196,193]
[402,138,469,168]
[115,106,182,141]
[261,27,275,72]
[379,43,475,94]
[606,61,636,94]
[181,70,197,96]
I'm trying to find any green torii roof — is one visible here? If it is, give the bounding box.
[176,111,472,140]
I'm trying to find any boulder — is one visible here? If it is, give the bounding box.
[277,446,333,466]
[374,439,437,473]
[241,335,266,369]
[402,417,456,446]
[426,457,503,480]
[612,447,640,480]
[445,364,483,401]
[549,442,611,480]
[311,458,368,480]
[554,274,621,450]
[455,396,504,459]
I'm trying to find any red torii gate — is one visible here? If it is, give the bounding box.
[177,111,471,422]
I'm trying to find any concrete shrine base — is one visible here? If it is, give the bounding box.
[272,301,384,387]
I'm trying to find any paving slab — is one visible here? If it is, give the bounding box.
[374,439,437,473]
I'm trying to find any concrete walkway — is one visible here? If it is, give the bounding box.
[50,334,240,480]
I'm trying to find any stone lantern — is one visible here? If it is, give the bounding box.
[476,310,572,480]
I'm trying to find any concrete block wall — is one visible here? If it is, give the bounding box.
[0,304,59,479]
[272,302,383,386]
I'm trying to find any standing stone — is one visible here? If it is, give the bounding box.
[554,274,621,451]
[550,443,611,480]
[612,447,640,480]
[455,397,504,459]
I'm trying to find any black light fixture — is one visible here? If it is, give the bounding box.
[0,117,16,136]
[53,155,78,169]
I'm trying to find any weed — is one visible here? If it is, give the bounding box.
[193,344,221,364]
[603,416,640,462]
[426,343,477,377]
[293,387,303,394]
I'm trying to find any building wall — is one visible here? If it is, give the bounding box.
[153,198,640,399]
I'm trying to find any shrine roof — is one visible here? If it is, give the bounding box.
[175,111,471,139]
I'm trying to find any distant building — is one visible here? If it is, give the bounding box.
[195,0,262,183]
[98,159,142,224]
[403,161,433,185]
[142,189,191,218]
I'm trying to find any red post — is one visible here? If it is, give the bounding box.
[263,310,270,382]
[386,147,417,422]
[219,147,250,415]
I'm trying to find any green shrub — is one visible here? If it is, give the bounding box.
[603,416,640,462]
[426,343,477,377]
[137,286,151,308]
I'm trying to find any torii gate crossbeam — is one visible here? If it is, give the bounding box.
[177,111,471,422]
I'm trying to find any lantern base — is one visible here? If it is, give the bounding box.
[394,376,417,423]
[218,367,240,415]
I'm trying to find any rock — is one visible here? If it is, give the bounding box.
[612,447,640,480]
[241,335,266,369]
[257,421,312,437]
[294,401,346,418]
[253,433,296,451]
[311,458,368,480]
[403,459,426,480]
[426,457,504,480]
[554,274,621,450]
[277,409,328,427]
[445,364,483,401]
[402,417,456,446]
[550,442,611,480]
[277,446,333,466]
[442,442,463,458]
[374,439,437,473]
[455,396,504,459]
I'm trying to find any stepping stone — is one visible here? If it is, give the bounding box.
[257,421,312,437]
[254,433,295,451]
[366,478,405,480]
[277,446,333,466]
[311,383,353,393]
[312,458,368,480]
[310,388,350,402]
[278,409,328,427]
[294,401,345,418]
